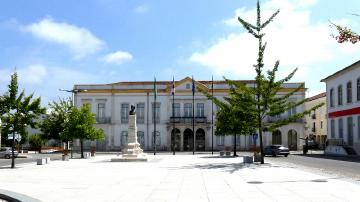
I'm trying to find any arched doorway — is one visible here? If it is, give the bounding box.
[183,128,193,151]
[171,128,181,151]
[288,129,297,150]
[196,128,205,151]
[272,130,282,145]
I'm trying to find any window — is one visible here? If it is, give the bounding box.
[121,103,129,123]
[232,136,241,145]
[152,102,160,123]
[357,78,360,101]
[136,103,145,124]
[358,116,360,140]
[347,117,354,146]
[321,121,323,129]
[312,122,316,131]
[186,83,190,89]
[287,101,296,117]
[152,131,161,146]
[137,131,145,147]
[184,103,192,117]
[338,118,343,138]
[330,88,334,107]
[196,103,204,117]
[331,119,335,138]
[347,81,352,103]
[121,131,128,146]
[338,85,343,106]
[97,103,105,118]
[216,136,224,146]
[173,103,180,117]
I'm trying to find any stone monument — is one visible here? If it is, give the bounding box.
[111,105,147,162]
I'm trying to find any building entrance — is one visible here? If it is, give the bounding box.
[183,128,193,151]
[196,128,205,151]
[171,128,181,151]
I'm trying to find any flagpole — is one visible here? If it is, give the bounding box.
[211,75,214,155]
[154,77,157,156]
[172,76,175,155]
[192,76,195,155]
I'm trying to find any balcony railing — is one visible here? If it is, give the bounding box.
[96,117,111,124]
[266,116,304,123]
[169,116,207,124]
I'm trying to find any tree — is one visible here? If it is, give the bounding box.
[236,0,324,164]
[330,21,360,44]
[62,104,104,158]
[200,79,257,156]
[40,97,73,149]
[0,72,45,168]
[28,134,45,153]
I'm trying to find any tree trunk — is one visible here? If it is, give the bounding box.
[80,139,84,158]
[233,133,237,156]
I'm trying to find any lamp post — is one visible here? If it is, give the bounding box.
[59,88,87,158]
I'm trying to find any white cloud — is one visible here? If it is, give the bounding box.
[0,64,48,84]
[134,5,149,14]
[22,18,105,58]
[189,0,360,94]
[101,51,133,65]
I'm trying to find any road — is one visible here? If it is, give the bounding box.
[265,152,360,183]
[0,153,67,167]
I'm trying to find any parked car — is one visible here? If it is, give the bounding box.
[0,147,18,159]
[264,145,289,157]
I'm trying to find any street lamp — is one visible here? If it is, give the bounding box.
[59,88,87,158]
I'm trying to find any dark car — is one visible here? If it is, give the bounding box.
[264,145,289,157]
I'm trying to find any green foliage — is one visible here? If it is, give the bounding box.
[28,134,44,152]
[40,97,73,141]
[62,104,104,157]
[0,72,46,146]
[237,0,323,133]
[200,79,257,137]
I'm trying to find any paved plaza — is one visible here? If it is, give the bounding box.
[0,153,359,202]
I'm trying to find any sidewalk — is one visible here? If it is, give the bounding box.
[0,153,359,202]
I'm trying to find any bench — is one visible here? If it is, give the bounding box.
[243,156,253,164]
[84,152,91,159]
[220,151,232,156]
[37,157,50,165]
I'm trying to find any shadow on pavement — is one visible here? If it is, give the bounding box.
[167,162,277,174]
[293,153,360,163]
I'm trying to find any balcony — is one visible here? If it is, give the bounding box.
[266,116,304,123]
[96,116,111,124]
[169,116,207,124]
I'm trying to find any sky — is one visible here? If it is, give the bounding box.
[0,0,360,105]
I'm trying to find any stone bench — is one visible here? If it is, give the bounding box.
[37,157,50,165]
[243,156,253,164]
[220,151,232,156]
[84,152,91,159]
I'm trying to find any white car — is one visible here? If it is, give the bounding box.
[0,147,18,159]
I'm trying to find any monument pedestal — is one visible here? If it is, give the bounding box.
[111,114,147,162]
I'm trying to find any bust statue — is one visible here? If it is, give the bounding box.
[129,105,136,115]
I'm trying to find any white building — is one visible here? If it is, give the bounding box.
[321,60,360,155]
[74,77,306,151]
[304,92,327,149]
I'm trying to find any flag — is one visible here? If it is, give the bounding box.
[192,76,195,95]
[171,76,175,95]
[153,77,157,98]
